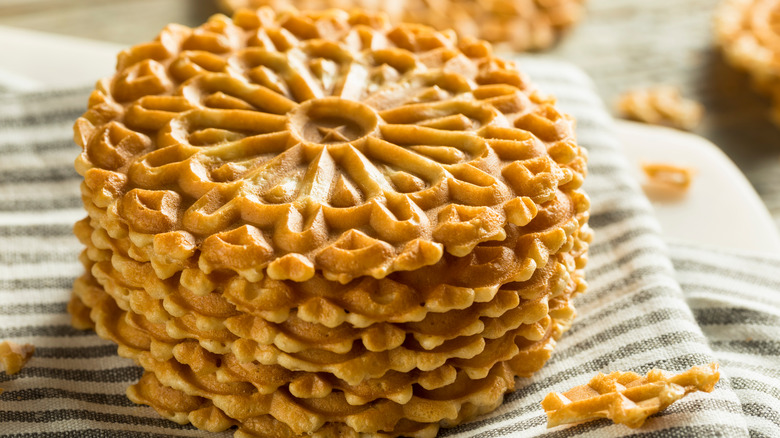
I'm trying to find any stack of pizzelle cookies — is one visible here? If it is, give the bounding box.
[69,7,591,438]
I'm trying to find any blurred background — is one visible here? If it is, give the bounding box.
[0,0,777,198]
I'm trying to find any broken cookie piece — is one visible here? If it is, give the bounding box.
[641,162,697,191]
[541,363,720,429]
[618,86,703,131]
[0,340,35,381]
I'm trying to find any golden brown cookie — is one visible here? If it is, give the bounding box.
[541,363,721,429]
[0,341,35,376]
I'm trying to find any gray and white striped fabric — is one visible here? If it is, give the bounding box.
[1,59,778,438]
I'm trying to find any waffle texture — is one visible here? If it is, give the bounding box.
[70,7,591,437]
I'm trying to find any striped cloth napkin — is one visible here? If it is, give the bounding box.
[1,59,778,438]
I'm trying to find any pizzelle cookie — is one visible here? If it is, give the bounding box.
[70,7,591,437]
[218,0,586,52]
[715,0,780,125]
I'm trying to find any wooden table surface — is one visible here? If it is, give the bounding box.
[1,0,778,185]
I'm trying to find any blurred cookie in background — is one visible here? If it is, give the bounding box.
[715,0,780,126]
[217,0,587,51]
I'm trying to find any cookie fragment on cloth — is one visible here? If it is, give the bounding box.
[0,340,35,393]
[541,363,720,429]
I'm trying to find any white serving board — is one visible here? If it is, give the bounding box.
[615,120,780,254]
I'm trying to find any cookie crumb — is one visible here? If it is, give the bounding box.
[641,162,696,191]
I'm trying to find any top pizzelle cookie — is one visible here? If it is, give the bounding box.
[74,8,585,284]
